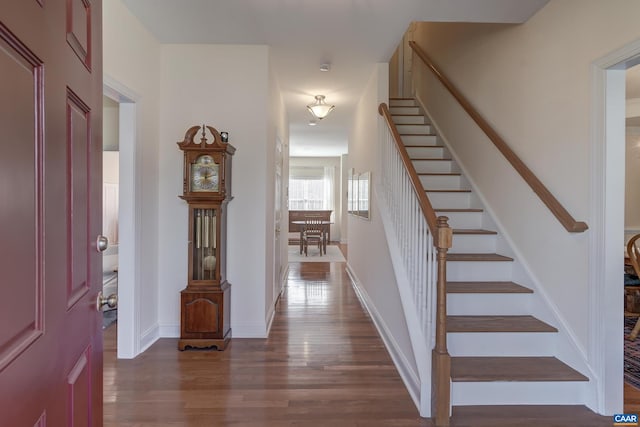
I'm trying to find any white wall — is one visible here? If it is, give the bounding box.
[103,97,119,151]
[158,44,272,338]
[102,152,119,185]
[340,154,349,243]
[411,0,640,350]
[347,63,418,378]
[105,0,288,345]
[103,0,161,348]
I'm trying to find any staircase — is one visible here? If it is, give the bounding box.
[387,98,590,410]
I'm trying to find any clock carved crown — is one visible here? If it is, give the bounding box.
[177,124,236,202]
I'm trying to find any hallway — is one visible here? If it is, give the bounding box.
[103,256,428,426]
[103,253,611,426]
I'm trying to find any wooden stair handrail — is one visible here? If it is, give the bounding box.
[378,102,441,241]
[409,41,588,233]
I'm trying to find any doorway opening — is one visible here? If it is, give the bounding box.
[102,96,119,331]
[592,39,640,415]
[624,63,640,410]
[103,77,140,359]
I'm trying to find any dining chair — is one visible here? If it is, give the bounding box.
[626,234,640,340]
[302,216,324,256]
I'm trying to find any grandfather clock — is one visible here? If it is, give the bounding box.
[177,125,235,351]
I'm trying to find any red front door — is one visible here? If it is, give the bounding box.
[0,1,103,425]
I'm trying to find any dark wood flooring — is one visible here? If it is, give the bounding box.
[103,245,612,426]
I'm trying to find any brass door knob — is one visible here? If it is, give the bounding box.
[96,291,118,311]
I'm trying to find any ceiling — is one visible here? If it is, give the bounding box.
[121,0,549,157]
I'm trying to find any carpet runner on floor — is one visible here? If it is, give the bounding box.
[625,317,640,389]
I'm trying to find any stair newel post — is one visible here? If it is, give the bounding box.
[433,215,452,426]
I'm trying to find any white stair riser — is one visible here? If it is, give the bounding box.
[412,160,453,174]
[426,192,471,209]
[447,261,513,281]
[396,124,432,134]
[452,382,586,406]
[448,333,555,357]
[405,145,446,159]
[436,212,483,229]
[403,135,438,146]
[447,292,530,315]
[393,115,426,125]
[389,106,420,115]
[389,99,416,107]
[419,174,461,190]
[449,234,497,253]
[406,146,445,158]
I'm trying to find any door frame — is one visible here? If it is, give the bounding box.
[103,76,141,359]
[273,134,284,303]
[590,38,640,414]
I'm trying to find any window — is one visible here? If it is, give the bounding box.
[289,166,335,211]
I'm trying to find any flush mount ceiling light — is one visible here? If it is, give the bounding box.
[307,95,335,120]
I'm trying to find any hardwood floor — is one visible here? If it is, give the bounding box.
[625,382,640,413]
[103,247,611,426]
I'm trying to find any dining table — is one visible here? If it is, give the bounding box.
[291,220,332,254]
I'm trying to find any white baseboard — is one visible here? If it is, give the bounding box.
[231,321,268,338]
[158,323,179,338]
[345,263,421,412]
[140,324,161,353]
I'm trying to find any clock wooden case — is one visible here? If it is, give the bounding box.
[177,125,235,351]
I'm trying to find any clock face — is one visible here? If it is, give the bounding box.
[190,155,219,192]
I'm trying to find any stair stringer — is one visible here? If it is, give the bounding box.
[374,183,436,418]
[414,93,599,410]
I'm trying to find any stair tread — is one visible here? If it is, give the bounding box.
[435,208,484,212]
[448,253,513,262]
[451,356,588,382]
[418,173,461,176]
[404,145,441,148]
[447,281,532,293]
[426,189,471,193]
[447,315,557,332]
[411,158,452,161]
[399,133,434,136]
[452,229,497,235]
[451,405,608,425]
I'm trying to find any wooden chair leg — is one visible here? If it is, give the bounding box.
[631,318,640,341]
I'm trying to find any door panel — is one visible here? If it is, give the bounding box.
[67,88,91,308]
[0,20,45,373]
[0,1,103,425]
[67,0,92,70]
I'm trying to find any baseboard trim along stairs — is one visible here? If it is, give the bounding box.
[388,97,593,412]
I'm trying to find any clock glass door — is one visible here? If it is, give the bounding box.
[190,155,220,193]
[192,207,217,280]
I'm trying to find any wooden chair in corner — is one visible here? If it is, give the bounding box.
[302,216,324,256]
[626,234,640,340]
